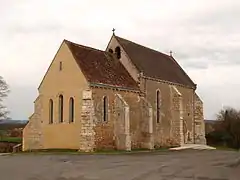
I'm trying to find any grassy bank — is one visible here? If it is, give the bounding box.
[0,137,22,143]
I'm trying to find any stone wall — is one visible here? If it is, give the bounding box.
[91,87,153,151]
[113,94,131,151]
[0,142,19,153]
[170,86,184,146]
[138,97,154,149]
[127,96,143,149]
[142,77,195,147]
[23,96,43,151]
[92,88,137,150]
[92,88,116,150]
[194,93,206,144]
[79,90,95,152]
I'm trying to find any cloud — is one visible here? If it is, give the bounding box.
[0,0,240,120]
[4,85,38,120]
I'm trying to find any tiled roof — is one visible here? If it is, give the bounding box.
[65,40,139,90]
[115,36,196,88]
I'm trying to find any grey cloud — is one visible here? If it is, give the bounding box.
[188,4,240,33]
[179,60,209,70]
[6,23,64,34]
[176,46,240,69]
[130,2,240,71]
[196,82,240,120]
[128,32,240,71]
[5,84,37,120]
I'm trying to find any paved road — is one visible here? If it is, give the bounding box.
[0,150,239,180]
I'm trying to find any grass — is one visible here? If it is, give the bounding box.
[214,146,239,151]
[0,137,22,143]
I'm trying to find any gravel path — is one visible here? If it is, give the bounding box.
[0,150,239,180]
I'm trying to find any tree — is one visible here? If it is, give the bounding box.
[214,107,240,149]
[0,76,10,120]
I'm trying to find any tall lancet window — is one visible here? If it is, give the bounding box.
[156,90,161,123]
[103,96,108,122]
[49,99,53,124]
[59,95,64,123]
[69,97,74,123]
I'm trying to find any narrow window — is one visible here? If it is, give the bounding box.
[49,99,53,124]
[115,46,121,59]
[59,61,62,71]
[59,95,63,123]
[156,90,161,123]
[69,97,74,123]
[103,96,108,122]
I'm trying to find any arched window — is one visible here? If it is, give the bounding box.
[103,96,108,122]
[59,95,63,123]
[69,97,74,123]
[59,61,63,71]
[115,46,121,59]
[49,99,53,124]
[156,90,161,123]
[108,48,113,53]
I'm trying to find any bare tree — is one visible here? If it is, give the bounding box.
[0,76,10,120]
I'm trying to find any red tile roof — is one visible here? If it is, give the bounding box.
[115,36,196,88]
[65,40,139,90]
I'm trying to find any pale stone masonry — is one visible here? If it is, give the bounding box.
[139,97,154,149]
[79,90,95,152]
[23,96,43,151]
[114,94,131,151]
[23,33,206,152]
[171,85,185,146]
[194,94,207,144]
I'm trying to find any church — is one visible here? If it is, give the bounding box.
[23,31,206,152]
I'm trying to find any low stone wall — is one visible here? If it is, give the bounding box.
[0,142,19,153]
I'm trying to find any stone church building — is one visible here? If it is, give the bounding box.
[23,32,206,152]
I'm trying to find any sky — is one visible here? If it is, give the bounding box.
[0,0,240,120]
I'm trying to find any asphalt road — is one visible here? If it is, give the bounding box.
[0,150,240,180]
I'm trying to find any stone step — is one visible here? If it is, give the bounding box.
[170,144,216,151]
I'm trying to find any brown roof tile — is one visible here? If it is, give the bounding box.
[115,36,196,88]
[65,40,139,90]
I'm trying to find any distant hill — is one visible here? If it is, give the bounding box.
[204,119,217,124]
[0,120,28,124]
[0,120,28,130]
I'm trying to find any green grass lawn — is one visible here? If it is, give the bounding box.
[0,137,22,143]
[214,146,239,151]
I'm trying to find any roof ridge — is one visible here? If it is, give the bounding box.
[115,36,171,58]
[64,39,104,53]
